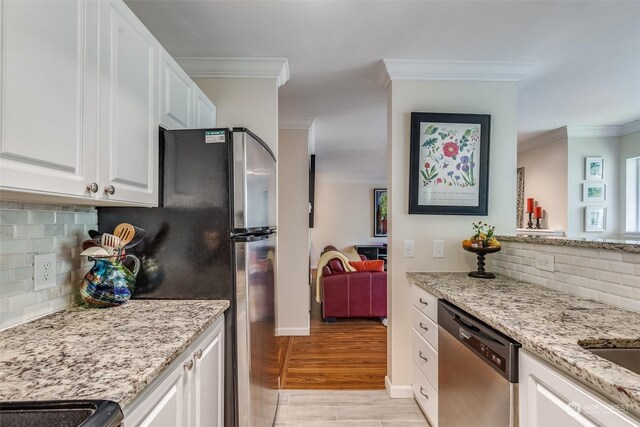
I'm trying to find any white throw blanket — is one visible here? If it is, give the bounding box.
[315,250,356,303]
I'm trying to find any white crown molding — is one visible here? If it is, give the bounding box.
[566,126,622,138]
[279,118,315,130]
[377,59,537,88]
[175,57,290,87]
[518,127,567,152]
[620,119,640,136]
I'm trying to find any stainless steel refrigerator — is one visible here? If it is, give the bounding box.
[99,128,279,427]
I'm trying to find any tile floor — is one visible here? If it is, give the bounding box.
[275,390,430,427]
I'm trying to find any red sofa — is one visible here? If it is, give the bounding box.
[320,256,387,322]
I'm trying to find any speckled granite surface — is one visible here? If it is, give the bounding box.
[497,234,640,253]
[407,272,640,417]
[0,300,229,408]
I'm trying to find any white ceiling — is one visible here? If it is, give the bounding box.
[126,0,640,182]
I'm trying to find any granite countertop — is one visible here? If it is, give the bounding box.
[0,300,229,408]
[407,272,640,417]
[497,234,640,253]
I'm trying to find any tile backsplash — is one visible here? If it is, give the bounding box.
[0,201,97,329]
[493,241,640,313]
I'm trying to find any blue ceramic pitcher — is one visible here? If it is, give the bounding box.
[80,255,140,307]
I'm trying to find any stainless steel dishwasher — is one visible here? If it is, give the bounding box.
[438,300,521,427]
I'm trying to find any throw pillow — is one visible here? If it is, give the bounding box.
[341,245,362,262]
[349,260,384,272]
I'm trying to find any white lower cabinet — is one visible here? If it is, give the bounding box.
[520,350,639,427]
[125,315,225,427]
[411,284,438,427]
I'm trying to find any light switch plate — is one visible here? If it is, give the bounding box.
[34,253,56,290]
[433,240,445,258]
[535,253,555,272]
[403,240,415,258]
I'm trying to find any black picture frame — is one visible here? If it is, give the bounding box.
[373,188,387,237]
[409,112,491,215]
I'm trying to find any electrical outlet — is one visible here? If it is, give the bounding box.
[403,240,415,258]
[535,253,555,272]
[34,253,56,290]
[433,240,445,258]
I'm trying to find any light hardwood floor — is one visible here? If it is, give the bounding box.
[279,295,387,389]
[275,390,429,426]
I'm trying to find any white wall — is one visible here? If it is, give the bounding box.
[387,80,518,390]
[620,130,640,234]
[567,136,620,239]
[194,78,279,158]
[518,137,568,231]
[277,129,310,335]
[310,180,387,266]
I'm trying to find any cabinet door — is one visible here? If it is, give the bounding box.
[159,48,194,130]
[193,319,225,427]
[125,359,189,427]
[98,0,159,206]
[520,350,639,427]
[193,86,217,128]
[0,0,99,198]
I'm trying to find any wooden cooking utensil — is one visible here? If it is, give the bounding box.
[113,223,135,247]
[81,240,99,251]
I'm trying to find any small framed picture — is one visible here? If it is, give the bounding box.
[583,183,606,202]
[585,157,604,181]
[584,206,607,232]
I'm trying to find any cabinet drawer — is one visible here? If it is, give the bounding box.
[411,329,438,391]
[411,307,438,351]
[411,285,438,322]
[412,362,438,427]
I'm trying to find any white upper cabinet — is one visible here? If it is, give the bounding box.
[193,85,217,129]
[98,0,159,205]
[0,0,99,198]
[159,48,194,130]
[0,0,215,205]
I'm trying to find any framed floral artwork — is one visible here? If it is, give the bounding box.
[409,112,491,215]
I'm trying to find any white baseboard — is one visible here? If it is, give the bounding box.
[276,327,310,336]
[385,376,413,398]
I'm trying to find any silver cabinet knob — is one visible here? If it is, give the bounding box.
[104,185,115,195]
[184,359,194,371]
[195,349,203,360]
[86,182,98,193]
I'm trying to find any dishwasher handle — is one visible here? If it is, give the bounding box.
[453,315,504,347]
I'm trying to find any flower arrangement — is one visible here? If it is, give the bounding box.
[462,221,500,248]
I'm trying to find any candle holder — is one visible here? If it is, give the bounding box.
[535,218,542,229]
[526,212,534,229]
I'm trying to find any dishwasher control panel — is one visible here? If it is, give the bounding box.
[461,331,506,373]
